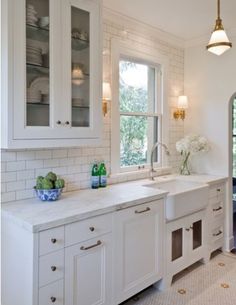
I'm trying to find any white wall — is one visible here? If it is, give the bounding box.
[184,36,236,176]
[184,35,236,251]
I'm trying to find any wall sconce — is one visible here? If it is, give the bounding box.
[102,82,111,116]
[173,95,188,120]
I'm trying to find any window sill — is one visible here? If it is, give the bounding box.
[108,166,173,185]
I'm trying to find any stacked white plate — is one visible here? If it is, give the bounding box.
[26,4,38,26]
[27,45,42,66]
[27,88,41,104]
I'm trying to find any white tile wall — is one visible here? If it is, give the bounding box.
[0,16,185,203]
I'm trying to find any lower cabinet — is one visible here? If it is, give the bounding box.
[64,234,112,305]
[166,210,207,285]
[113,200,164,304]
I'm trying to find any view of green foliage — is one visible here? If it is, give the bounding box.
[119,61,148,167]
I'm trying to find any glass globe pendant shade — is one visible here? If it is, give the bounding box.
[207,28,232,56]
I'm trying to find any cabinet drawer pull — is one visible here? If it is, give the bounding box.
[51,266,57,272]
[56,120,61,125]
[135,207,150,214]
[213,230,222,237]
[217,188,221,192]
[213,206,222,212]
[50,297,56,303]
[80,240,102,251]
[65,121,70,125]
[89,226,95,232]
[51,238,57,244]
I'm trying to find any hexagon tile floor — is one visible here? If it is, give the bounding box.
[122,252,236,305]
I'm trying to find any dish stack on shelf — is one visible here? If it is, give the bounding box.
[26,4,38,26]
[72,63,85,85]
[27,45,43,66]
[27,77,49,104]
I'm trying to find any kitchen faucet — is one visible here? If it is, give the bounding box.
[150,142,170,180]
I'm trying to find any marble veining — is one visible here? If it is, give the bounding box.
[1,174,227,233]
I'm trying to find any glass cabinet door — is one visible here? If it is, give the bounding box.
[172,228,183,261]
[71,6,90,127]
[26,0,50,126]
[192,220,202,250]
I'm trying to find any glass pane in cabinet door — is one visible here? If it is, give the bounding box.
[71,6,90,127]
[26,0,50,126]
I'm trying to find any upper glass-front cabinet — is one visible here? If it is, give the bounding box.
[1,0,102,148]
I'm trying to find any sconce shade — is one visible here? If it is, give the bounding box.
[103,82,111,100]
[178,96,188,109]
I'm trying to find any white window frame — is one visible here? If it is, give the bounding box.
[111,39,169,175]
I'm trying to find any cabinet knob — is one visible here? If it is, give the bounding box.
[51,297,56,303]
[65,121,70,125]
[217,188,221,192]
[56,120,61,125]
[51,266,57,272]
[89,227,95,232]
[51,238,57,244]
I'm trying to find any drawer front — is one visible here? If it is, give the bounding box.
[39,226,65,256]
[209,183,225,199]
[39,250,64,287]
[65,213,112,247]
[39,280,64,305]
[210,197,224,219]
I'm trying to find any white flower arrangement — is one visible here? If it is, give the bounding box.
[176,134,210,175]
[176,134,210,155]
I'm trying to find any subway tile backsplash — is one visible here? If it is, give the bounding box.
[1,17,184,203]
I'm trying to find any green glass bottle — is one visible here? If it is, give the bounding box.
[91,163,99,189]
[99,162,107,187]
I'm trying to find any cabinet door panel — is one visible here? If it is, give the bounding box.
[113,201,164,304]
[60,0,102,139]
[65,234,112,305]
[12,0,63,139]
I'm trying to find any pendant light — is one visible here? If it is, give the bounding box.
[206,0,232,56]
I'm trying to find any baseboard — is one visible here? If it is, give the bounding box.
[224,235,235,252]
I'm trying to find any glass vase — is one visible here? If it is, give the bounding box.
[180,152,190,175]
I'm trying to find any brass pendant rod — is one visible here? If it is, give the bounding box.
[217,0,220,19]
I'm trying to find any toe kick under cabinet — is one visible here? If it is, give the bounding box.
[2,198,165,305]
[1,0,102,149]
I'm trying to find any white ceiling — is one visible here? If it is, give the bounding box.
[103,0,236,40]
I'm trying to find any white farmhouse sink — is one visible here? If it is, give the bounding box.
[144,179,209,221]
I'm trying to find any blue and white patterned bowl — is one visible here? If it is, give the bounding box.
[35,188,63,201]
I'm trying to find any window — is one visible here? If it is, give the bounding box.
[111,40,168,174]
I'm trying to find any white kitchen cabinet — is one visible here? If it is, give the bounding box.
[113,200,164,304]
[207,182,225,253]
[165,209,208,287]
[65,234,112,305]
[1,0,102,149]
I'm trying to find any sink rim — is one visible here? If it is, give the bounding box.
[142,179,209,196]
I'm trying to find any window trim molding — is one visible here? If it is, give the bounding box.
[111,38,169,175]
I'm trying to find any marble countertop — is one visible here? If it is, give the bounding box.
[2,174,228,233]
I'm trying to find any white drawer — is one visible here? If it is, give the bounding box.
[39,226,65,256]
[39,250,64,287]
[209,183,225,199]
[39,280,64,305]
[65,213,112,247]
[210,201,224,219]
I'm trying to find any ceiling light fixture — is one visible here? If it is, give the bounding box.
[206,0,232,56]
